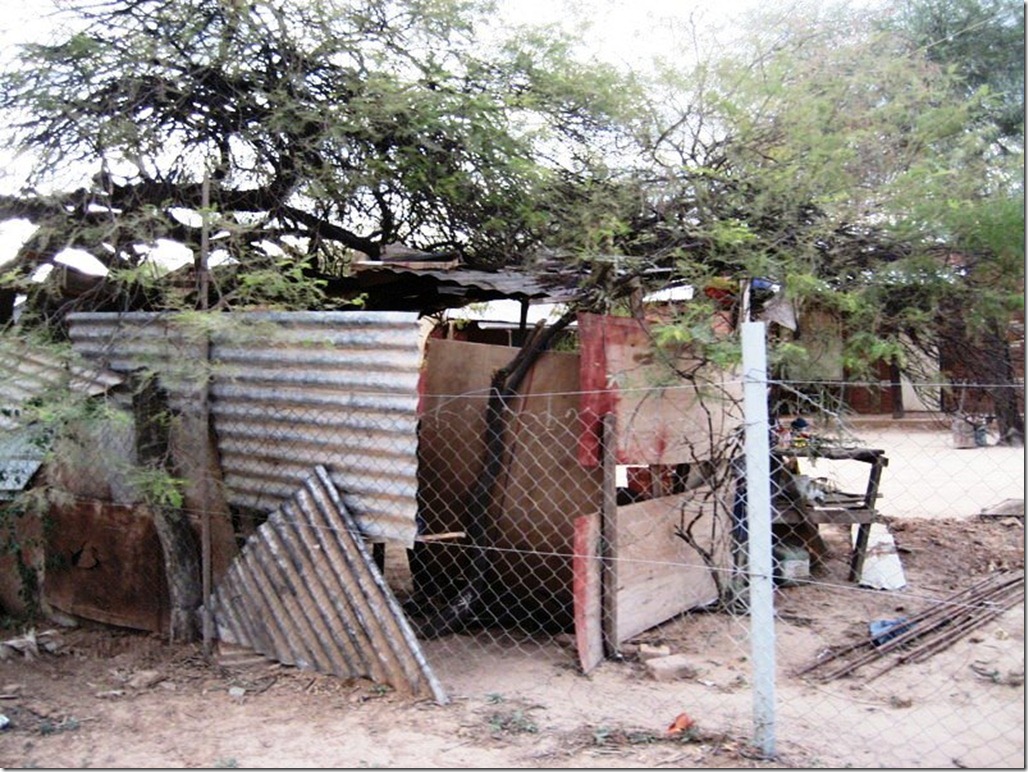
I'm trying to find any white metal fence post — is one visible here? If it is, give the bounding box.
[742,320,776,758]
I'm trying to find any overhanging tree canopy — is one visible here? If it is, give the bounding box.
[0,0,1022,438]
[600,0,1023,437]
[0,0,640,321]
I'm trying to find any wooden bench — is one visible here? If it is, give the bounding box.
[771,446,888,582]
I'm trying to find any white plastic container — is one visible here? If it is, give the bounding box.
[773,544,810,585]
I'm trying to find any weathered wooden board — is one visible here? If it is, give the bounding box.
[417,337,602,628]
[613,489,732,644]
[573,513,603,673]
[577,313,742,468]
[601,413,620,657]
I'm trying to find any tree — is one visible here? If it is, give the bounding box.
[0,0,640,327]
[879,0,1025,441]
[885,0,1024,142]
[603,0,1023,439]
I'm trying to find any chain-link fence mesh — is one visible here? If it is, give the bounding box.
[1,323,1023,767]
[395,377,1022,767]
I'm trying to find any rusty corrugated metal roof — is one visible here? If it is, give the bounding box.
[0,336,124,498]
[334,263,584,312]
[0,337,125,429]
[208,465,448,703]
[66,311,423,545]
[353,264,560,297]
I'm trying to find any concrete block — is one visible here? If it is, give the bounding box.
[638,643,671,661]
[646,654,699,682]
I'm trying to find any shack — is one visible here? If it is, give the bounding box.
[0,272,745,686]
[413,300,742,669]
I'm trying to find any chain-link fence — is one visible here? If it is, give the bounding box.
[398,373,1024,767]
[1,316,1023,768]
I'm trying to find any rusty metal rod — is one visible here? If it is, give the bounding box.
[901,585,1024,665]
[797,572,1009,676]
[819,576,1023,681]
[864,583,1024,682]
[801,572,1023,681]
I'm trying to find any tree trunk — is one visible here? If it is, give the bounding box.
[982,322,1025,446]
[143,500,202,642]
[417,313,576,638]
[133,374,202,643]
[889,359,905,419]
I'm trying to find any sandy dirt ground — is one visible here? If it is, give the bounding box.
[0,425,1023,769]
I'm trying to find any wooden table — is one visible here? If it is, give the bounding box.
[771,446,888,582]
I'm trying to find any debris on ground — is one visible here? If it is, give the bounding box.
[969,661,1026,687]
[666,711,696,736]
[797,570,1024,682]
[0,629,63,661]
[978,499,1024,519]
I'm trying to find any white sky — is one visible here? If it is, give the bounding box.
[500,0,760,62]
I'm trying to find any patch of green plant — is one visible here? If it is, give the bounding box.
[0,494,49,621]
[668,726,700,744]
[126,467,186,510]
[547,332,579,353]
[591,725,659,747]
[487,708,538,736]
[230,255,328,310]
[627,730,659,744]
[38,717,80,736]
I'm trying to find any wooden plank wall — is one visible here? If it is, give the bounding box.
[577,312,742,468]
[418,329,734,649]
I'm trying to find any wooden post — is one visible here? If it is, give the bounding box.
[600,413,620,657]
[849,455,888,583]
[199,170,213,658]
[573,514,603,673]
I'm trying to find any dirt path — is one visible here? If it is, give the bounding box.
[0,427,1023,768]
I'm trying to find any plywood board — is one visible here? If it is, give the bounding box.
[578,313,743,467]
[613,489,732,644]
[418,338,602,628]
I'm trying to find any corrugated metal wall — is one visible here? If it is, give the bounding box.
[208,465,447,703]
[0,337,124,430]
[66,311,423,545]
